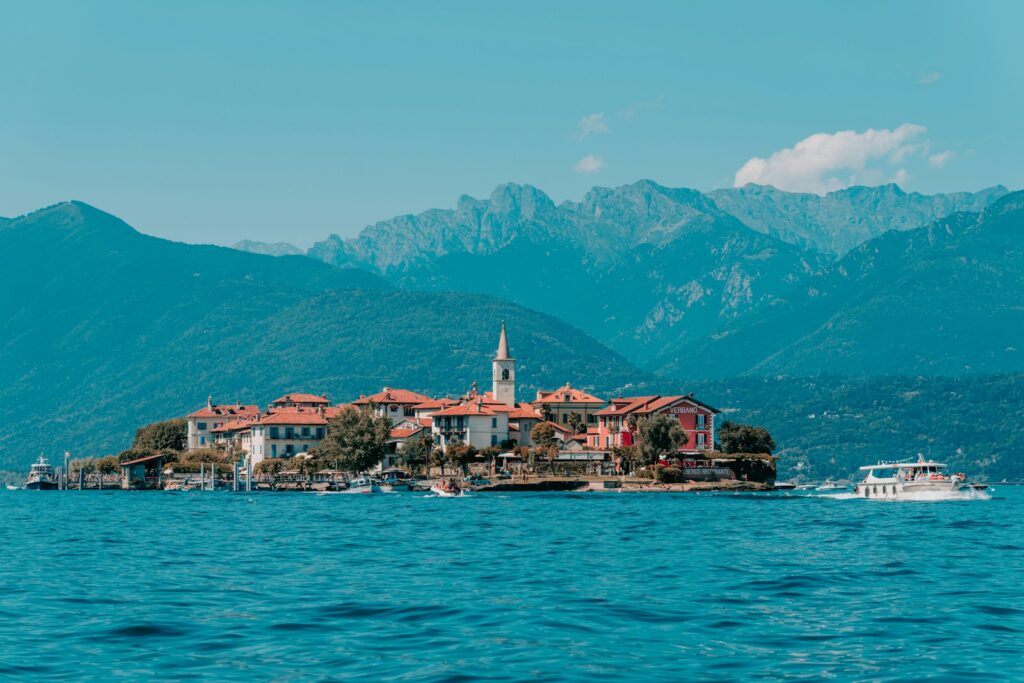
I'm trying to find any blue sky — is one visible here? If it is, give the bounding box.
[1,1,1021,246]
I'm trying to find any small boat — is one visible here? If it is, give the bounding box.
[6,485,20,491]
[430,477,465,497]
[25,455,58,491]
[379,469,412,492]
[344,476,382,494]
[773,481,797,490]
[816,479,848,492]
[855,456,987,501]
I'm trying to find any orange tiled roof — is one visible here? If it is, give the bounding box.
[412,398,458,410]
[253,408,329,426]
[187,404,260,419]
[594,395,720,417]
[270,393,331,405]
[389,427,424,439]
[431,402,498,417]
[210,419,255,434]
[353,388,432,405]
[533,384,605,405]
[509,404,543,419]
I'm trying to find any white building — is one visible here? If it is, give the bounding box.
[430,400,510,449]
[249,407,342,466]
[185,398,260,450]
[353,387,432,425]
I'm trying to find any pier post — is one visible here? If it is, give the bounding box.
[201,462,205,492]
[79,467,84,491]
[211,463,216,491]
[247,460,252,492]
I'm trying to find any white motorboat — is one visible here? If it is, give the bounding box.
[6,485,20,491]
[430,478,465,497]
[344,476,382,494]
[816,479,848,492]
[25,455,58,491]
[855,456,988,501]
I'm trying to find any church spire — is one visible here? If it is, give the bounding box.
[495,320,511,360]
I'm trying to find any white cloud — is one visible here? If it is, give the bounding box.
[733,124,928,194]
[574,154,605,174]
[577,113,609,138]
[919,71,942,85]
[892,168,911,186]
[928,150,954,168]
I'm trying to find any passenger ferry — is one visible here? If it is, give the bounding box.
[25,455,58,490]
[855,456,987,501]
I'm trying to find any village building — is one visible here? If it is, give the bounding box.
[185,398,260,450]
[508,403,543,446]
[411,398,459,421]
[249,406,344,466]
[430,400,510,449]
[268,393,332,410]
[593,395,720,453]
[531,383,606,428]
[210,419,256,456]
[353,387,432,425]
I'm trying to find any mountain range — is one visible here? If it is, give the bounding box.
[3,180,1023,480]
[240,181,1016,377]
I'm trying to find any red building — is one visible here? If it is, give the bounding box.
[592,394,719,454]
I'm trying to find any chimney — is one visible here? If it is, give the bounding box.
[207,395,213,410]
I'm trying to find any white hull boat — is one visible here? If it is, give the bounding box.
[855,457,988,501]
[343,476,382,494]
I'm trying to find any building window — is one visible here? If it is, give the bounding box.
[302,427,310,436]
[491,435,497,446]
[303,445,309,452]
[491,417,497,428]
[561,414,568,423]
[605,436,611,447]
[285,428,295,439]
[270,427,279,439]
[199,436,205,445]
[587,414,595,423]
[285,445,294,455]
[697,433,706,447]
[271,444,277,458]
[404,406,415,417]
[316,428,325,439]
[197,422,207,431]
[696,414,706,429]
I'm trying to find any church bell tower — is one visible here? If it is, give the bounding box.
[492,321,516,407]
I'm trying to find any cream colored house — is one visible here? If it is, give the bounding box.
[430,400,510,450]
[531,383,606,430]
[186,398,259,450]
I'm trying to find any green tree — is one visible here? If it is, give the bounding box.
[567,412,585,436]
[428,447,446,476]
[531,422,559,449]
[718,421,776,454]
[636,414,688,478]
[538,404,554,423]
[317,407,392,473]
[403,433,434,472]
[96,455,120,488]
[133,418,187,452]
[445,442,477,475]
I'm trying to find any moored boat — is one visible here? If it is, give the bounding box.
[25,455,58,491]
[344,476,382,494]
[816,479,849,492]
[855,456,987,501]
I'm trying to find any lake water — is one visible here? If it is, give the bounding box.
[1,488,1022,681]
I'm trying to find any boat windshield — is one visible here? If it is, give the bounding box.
[869,467,897,478]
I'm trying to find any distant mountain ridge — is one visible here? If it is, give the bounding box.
[656,190,1024,378]
[709,183,1008,256]
[298,181,1007,362]
[232,239,304,257]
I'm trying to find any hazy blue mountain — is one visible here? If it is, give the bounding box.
[656,191,1024,378]
[0,202,644,468]
[232,239,305,257]
[709,183,1008,256]
[310,181,827,361]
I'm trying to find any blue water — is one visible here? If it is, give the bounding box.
[1,489,1022,681]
